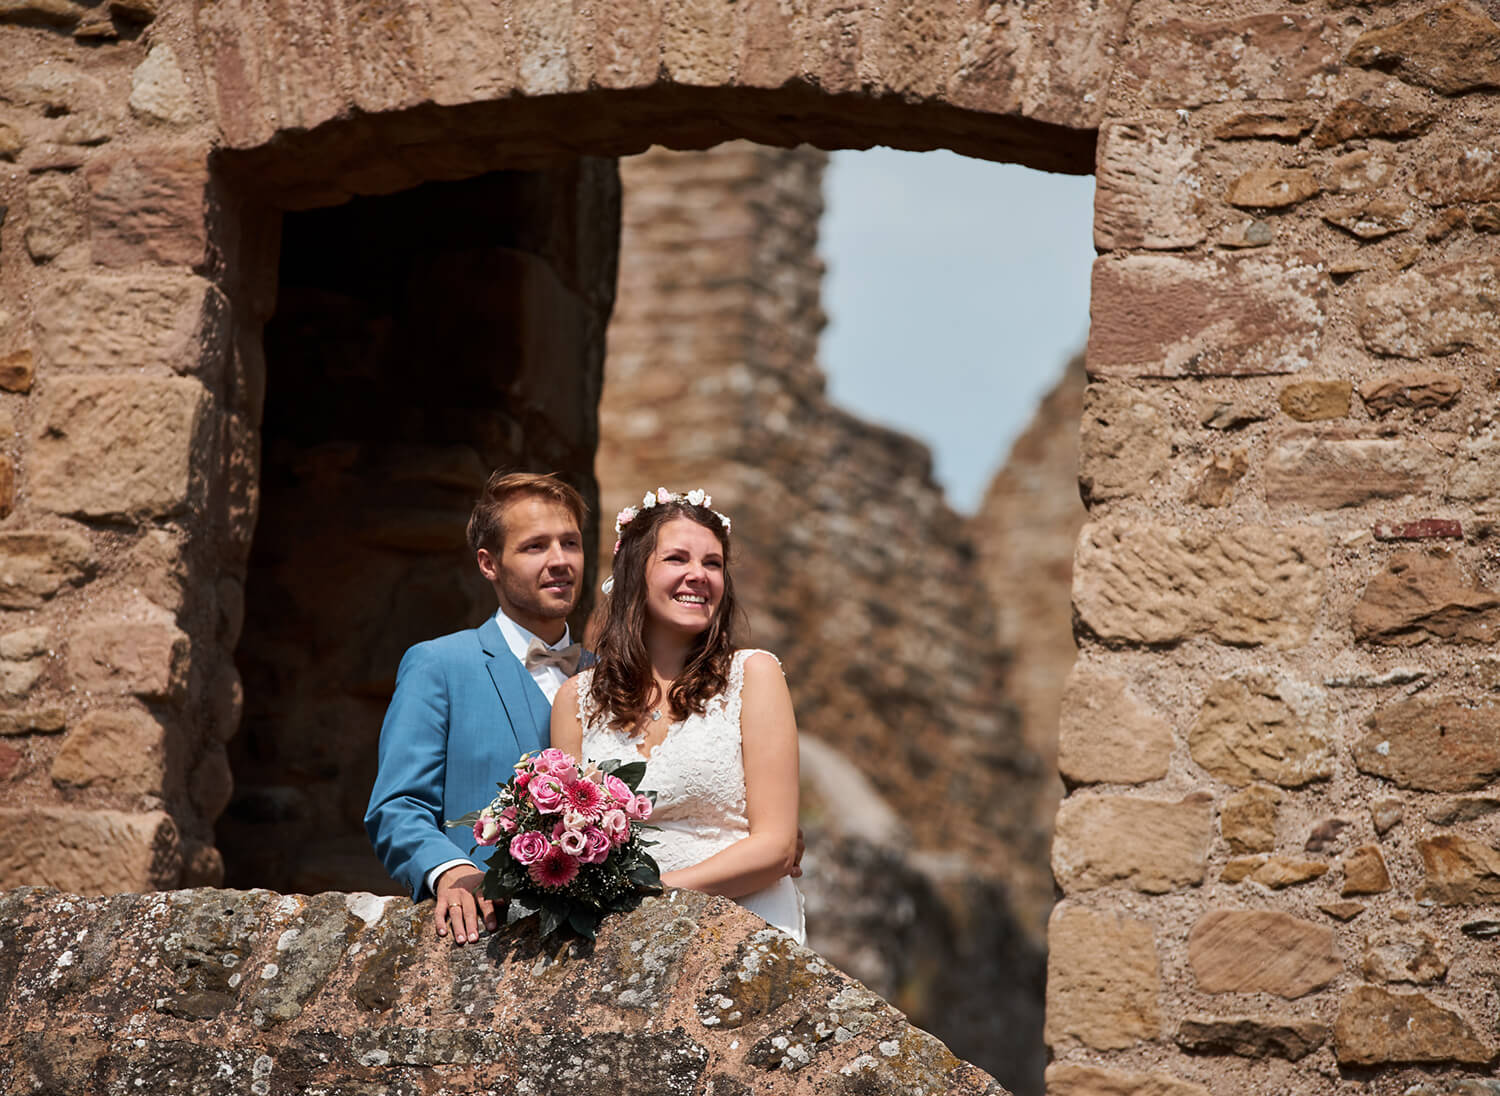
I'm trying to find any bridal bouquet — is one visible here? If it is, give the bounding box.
[448,748,661,940]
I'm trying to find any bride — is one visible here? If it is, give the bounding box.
[550,487,806,942]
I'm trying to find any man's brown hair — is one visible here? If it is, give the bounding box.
[466,471,587,555]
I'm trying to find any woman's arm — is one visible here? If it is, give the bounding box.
[660,652,800,898]
[550,676,585,761]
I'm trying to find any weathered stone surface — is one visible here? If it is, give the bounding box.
[1417,834,1500,905]
[1088,253,1326,378]
[0,349,35,392]
[1189,911,1340,997]
[1372,798,1404,834]
[1056,668,1171,785]
[1323,199,1414,240]
[1189,673,1332,788]
[1214,106,1318,141]
[1475,204,1500,232]
[129,44,196,125]
[1347,1,1500,95]
[0,707,65,735]
[189,744,233,820]
[1304,817,1351,855]
[1353,552,1500,646]
[0,120,21,160]
[0,807,180,892]
[50,708,167,796]
[1279,380,1350,422]
[1221,784,1280,854]
[1411,148,1500,204]
[1342,845,1392,896]
[1427,797,1500,825]
[0,455,14,520]
[0,531,93,609]
[1046,905,1161,1050]
[1359,370,1461,415]
[1073,523,1326,649]
[0,654,44,697]
[1321,902,1366,923]
[1187,449,1248,508]
[1449,422,1500,507]
[1078,384,1171,503]
[87,145,210,268]
[1373,519,1463,542]
[69,618,189,699]
[1429,207,1469,242]
[1094,121,1204,250]
[1363,928,1449,984]
[1199,399,1268,430]
[1334,986,1493,1066]
[1265,430,1443,508]
[1045,1063,1208,1096]
[35,271,229,375]
[30,377,209,520]
[1331,149,1395,194]
[1120,14,1342,108]
[1359,259,1500,358]
[1174,1015,1329,1061]
[1052,793,1213,894]
[1312,97,1438,148]
[1355,697,1500,792]
[1221,855,1328,889]
[24,172,84,261]
[1225,167,1319,210]
[1216,218,1273,249]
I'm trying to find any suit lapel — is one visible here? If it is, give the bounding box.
[478,618,552,749]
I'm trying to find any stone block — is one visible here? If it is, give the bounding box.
[86,145,209,268]
[1221,784,1280,854]
[1045,904,1161,1050]
[1189,672,1331,788]
[1174,1015,1329,1061]
[1187,449,1248,508]
[69,618,189,699]
[0,707,65,735]
[0,626,48,659]
[1347,1,1500,95]
[1214,106,1318,141]
[1056,668,1171,785]
[34,271,229,376]
[1324,199,1415,241]
[0,806,180,892]
[0,531,94,609]
[1333,985,1493,1066]
[1225,167,1319,210]
[0,657,43,697]
[1073,523,1326,649]
[1358,259,1500,358]
[1265,430,1444,508]
[0,455,13,520]
[1360,370,1461,415]
[1078,384,1171,503]
[1449,423,1500,506]
[1353,552,1500,646]
[1373,519,1463,542]
[1093,121,1204,250]
[1052,793,1213,894]
[50,707,166,797]
[1417,834,1500,906]
[1363,928,1449,985]
[0,349,35,392]
[1045,1063,1208,1096]
[30,377,208,520]
[1330,149,1395,195]
[1087,253,1326,378]
[24,172,85,261]
[129,44,196,125]
[1354,697,1500,792]
[188,743,233,821]
[1279,380,1350,422]
[1221,855,1327,889]
[1188,910,1340,998]
[1312,97,1437,148]
[1372,798,1404,834]
[1342,845,1392,897]
[1411,148,1500,205]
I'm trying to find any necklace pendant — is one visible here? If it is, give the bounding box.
[650,709,662,722]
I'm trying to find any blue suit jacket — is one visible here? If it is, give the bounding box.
[365,617,553,900]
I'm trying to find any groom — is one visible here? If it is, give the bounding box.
[365,471,589,947]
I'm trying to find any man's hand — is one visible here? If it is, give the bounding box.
[789,826,806,879]
[434,865,496,946]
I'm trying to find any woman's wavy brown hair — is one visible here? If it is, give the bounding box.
[588,499,738,732]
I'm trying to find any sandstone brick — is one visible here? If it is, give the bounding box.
[1220,784,1280,854]
[1331,149,1395,195]
[86,145,209,268]
[34,271,229,376]
[1428,798,1500,825]
[1342,845,1392,897]
[1093,121,1204,251]
[50,707,166,797]
[1417,834,1500,905]
[1372,798,1404,834]
[1188,910,1340,998]
[1363,928,1449,985]
[0,742,22,781]
[1428,207,1468,242]
[1045,1063,1208,1096]
[189,743,233,820]
[0,349,35,392]
[0,626,48,660]
[1214,106,1318,141]
[1045,905,1161,1050]
[1372,519,1463,542]
[1334,985,1493,1066]
[0,531,94,609]
[1199,399,1268,431]
[69,618,189,699]
[1216,219,1272,250]
[1323,199,1414,241]
[30,377,209,520]
[1087,253,1326,378]
[24,172,85,261]
[1187,449,1247,508]
[1119,14,1341,108]
[1359,259,1500,358]
[0,656,44,697]
[1354,697,1500,792]
[1189,672,1331,788]
[1320,901,1367,922]
[0,707,65,735]
[1411,147,1500,205]
[1353,552,1500,646]
[1221,855,1327,889]
[1449,422,1500,506]
[0,455,13,520]
[1078,384,1171,503]
[1174,1015,1329,1061]
[1056,668,1171,786]
[0,806,180,892]
[1265,430,1443,508]
[1279,380,1350,422]
[1225,167,1319,210]
[1073,523,1326,649]
[1359,370,1461,415]
[1304,817,1351,854]
[1311,97,1437,149]
[1052,793,1213,894]
[1347,1,1500,95]
[129,44,196,125]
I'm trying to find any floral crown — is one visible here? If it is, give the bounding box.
[601,487,731,594]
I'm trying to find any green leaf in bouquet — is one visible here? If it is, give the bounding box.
[566,908,601,940]
[628,861,663,891]
[609,760,647,790]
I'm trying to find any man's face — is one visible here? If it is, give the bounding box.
[477,496,584,641]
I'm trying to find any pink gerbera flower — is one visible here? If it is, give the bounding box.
[565,778,605,817]
[529,845,580,889]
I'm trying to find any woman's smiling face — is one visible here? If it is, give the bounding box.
[643,516,726,637]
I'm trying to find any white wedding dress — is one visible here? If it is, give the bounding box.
[576,649,806,943]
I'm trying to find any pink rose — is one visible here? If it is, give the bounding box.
[528,775,566,813]
[535,748,578,783]
[556,827,587,857]
[509,831,549,865]
[497,805,518,834]
[626,793,653,821]
[600,809,629,845]
[580,827,612,865]
[603,774,633,806]
[473,813,502,847]
[561,808,589,832]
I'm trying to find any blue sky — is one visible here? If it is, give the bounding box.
[819,149,1096,513]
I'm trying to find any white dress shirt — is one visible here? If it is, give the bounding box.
[424,609,573,896]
